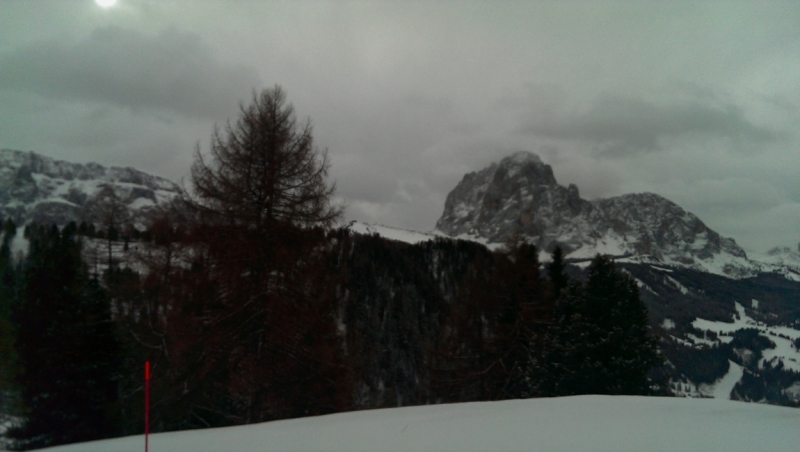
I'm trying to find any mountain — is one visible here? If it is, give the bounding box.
[427,151,800,406]
[0,149,180,229]
[3,149,799,408]
[435,151,762,278]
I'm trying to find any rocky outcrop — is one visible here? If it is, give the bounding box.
[435,151,749,274]
[0,149,180,229]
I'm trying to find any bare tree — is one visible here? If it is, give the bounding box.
[189,85,342,234]
[147,86,349,424]
[91,184,129,269]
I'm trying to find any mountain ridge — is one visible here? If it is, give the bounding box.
[0,148,180,229]
[434,151,784,279]
[3,148,800,407]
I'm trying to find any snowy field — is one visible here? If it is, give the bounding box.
[694,302,800,372]
[32,396,799,452]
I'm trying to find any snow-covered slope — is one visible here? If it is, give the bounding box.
[692,302,800,373]
[31,396,800,452]
[0,149,180,229]
[346,221,447,245]
[434,151,767,278]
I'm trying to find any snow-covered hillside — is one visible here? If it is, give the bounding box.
[0,149,180,229]
[348,219,800,281]
[346,221,447,245]
[692,302,800,373]
[31,396,800,452]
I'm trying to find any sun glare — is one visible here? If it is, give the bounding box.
[95,0,118,8]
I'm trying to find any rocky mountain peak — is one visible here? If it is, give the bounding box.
[435,151,753,277]
[0,149,180,229]
[763,244,800,267]
[494,151,557,186]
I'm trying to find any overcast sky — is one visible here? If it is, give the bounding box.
[1,1,798,254]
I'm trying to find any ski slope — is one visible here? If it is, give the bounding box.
[32,395,800,452]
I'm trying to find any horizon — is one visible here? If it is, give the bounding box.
[1,1,798,253]
[2,146,794,259]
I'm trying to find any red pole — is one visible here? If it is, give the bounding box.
[145,361,150,452]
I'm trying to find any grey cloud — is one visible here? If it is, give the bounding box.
[402,94,454,115]
[668,81,720,102]
[521,96,780,155]
[0,26,261,120]
[761,94,799,113]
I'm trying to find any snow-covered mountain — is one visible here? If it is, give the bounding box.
[347,152,800,406]
[3,149,799,407]
[0,149,180,229]
[755,244,800,269]
[434,151,794,279]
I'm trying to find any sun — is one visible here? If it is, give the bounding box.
[95,0,118,8]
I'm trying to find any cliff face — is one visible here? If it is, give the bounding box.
[0,149,180,229]
[435,151,749,276]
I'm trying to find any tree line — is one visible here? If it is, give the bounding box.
[0,86,661,450]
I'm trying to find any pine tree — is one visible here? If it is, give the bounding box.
[9,223,122,449]
[0,219,20,415]
[546,254,661,396]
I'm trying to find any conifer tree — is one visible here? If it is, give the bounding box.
[546,254,661,396]
[0,219,20,415]
[9,223,121,449]
[137,85,347,424]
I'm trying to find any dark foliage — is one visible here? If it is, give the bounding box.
[8,223,121,450]
[732,363,800,406]
[0,219,20,415]
[545,254,662,396]
[730,328,776,358]
[660,340,731,385]
[546,246,568,302]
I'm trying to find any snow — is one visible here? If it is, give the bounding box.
[665,275,690,294]
[127,197,156,209]
[30,396,800,452]
[9,233,28,263]
[349,220,520,253]
[347,221,445,245]
[1,149,181,231]
[572,260,592,269]
[785,382,800,400]
[699,360,744,399]
[686,333,718,347]
[0,416,17,450]
[692,302,800,372]
[753,246,800,268]
[662,318,675,330]
[762,334,800,372]
[564,234,628,260]
[778,270,800,282]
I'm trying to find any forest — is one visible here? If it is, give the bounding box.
[0,87,661,450]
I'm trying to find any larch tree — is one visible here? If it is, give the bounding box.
[546,246,568,301]
[147,85,348,425]
[189,85,342,235]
